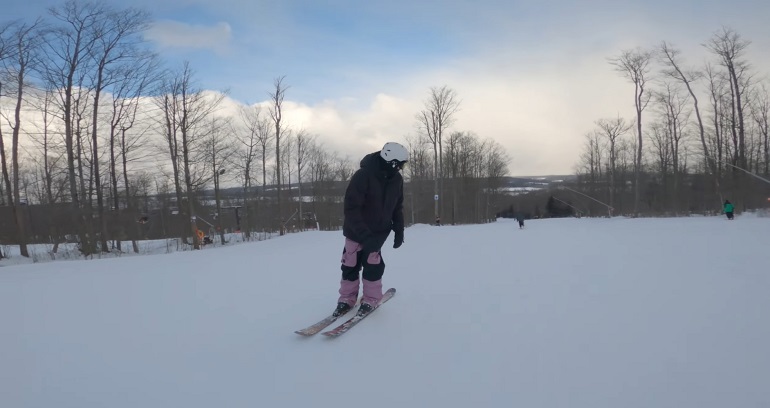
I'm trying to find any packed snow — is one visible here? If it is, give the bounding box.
[1,215,768,407]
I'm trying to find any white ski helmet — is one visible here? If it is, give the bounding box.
[380,142,409,168]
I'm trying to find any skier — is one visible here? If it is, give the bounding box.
[516,213,525,229]
[723,200,734,220]
[333,142,408,317]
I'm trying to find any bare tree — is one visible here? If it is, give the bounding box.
[268,76,288,234]
[73,85,92,209]
[236,103,272,236]
[157,74,185,238]
[0,21,10,185]
[647,122,671,211]
[237,103,273,191]
[596,117,632,214]
[705,62,728,180]
[294,129,315,231]
[280,130,294,195]
[750,82,769,175]
[156,62,224,249]
[416,85,460,223]
[706,28,751,170]
[203,116,236,244]
[609,48,653,215]
[26,86,68,206]
[0,19,42,257]
[403,133,432,224]
[108,53,159,252]
[87,6,151,252]
[444,131,462,225]
[40,0,105,254]
[445,130,481,224]
[576,131,605,215]
[705,27,754,207]
[654,83,691,213]
[659,41,721,203]
[480,138,510,222]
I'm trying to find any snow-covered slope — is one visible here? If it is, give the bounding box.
[1,216,768,407]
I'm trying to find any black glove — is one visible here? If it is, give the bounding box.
[393,231,404,249]
[361,236,380,253]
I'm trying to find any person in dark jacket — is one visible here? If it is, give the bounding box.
[723,200,734,220]
[334,142,408,317]
[516,213,525,229]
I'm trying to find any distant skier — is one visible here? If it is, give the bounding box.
[723,200,734,220]
[516,213,525,229]
[333,142,408,317]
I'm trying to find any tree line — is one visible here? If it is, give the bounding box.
[574,27,770,216]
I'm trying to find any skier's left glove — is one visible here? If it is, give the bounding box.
[393,231,404,249]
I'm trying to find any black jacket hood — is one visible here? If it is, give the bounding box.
[360,151,399,179]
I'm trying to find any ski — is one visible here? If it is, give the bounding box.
[294,301,359,336]
[294,315,341,336]
[321,288,396,338]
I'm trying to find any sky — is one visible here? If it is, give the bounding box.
[6,0,770,175]
[1,214,769,407]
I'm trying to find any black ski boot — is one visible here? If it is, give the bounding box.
[333,302,352,317]
[356,303,374,316]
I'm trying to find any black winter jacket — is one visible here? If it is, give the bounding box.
[342,152,405,247]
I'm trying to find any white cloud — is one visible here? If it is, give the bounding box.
[207,56,631,176]
[277,95,423,162]
[412,58,630,176]
[248,46,634,176]
[145,20,232,53]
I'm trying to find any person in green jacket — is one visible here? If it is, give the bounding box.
[723,200,735,220]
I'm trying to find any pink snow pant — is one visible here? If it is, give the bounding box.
[338,238,384,307]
